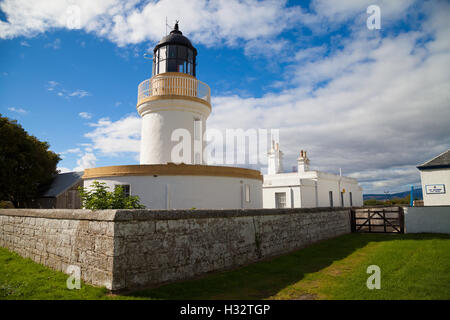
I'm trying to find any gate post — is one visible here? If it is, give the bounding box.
[350,209,356,232]
[399,206,405,233]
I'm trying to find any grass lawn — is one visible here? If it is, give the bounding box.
[0,247,138,300]
[1,233,449,300]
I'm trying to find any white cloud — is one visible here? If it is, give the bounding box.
[44,38,61,49]
[291,45,327,63]
[0,0,310,47]
[73,152,97,171]
[78,112,92,119]
[20,40,30,46]
[85,115,141,155]
[8,107,28,114]
[311,0,416,24]
[348,166,420,193]
[244,38,290,59]
[46,81,90,99]
[70,89,90,98]
[46,80,59,91]
[57,167,71,173]
[62,147,82,154]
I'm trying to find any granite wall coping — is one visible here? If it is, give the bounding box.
[0,207,351,222]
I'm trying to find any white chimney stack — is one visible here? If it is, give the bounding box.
[267,140,283,174]
[297,149,310,172]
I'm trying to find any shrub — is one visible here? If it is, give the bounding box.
[78,181,145,210]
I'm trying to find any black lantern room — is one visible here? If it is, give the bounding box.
[152,22,197,77]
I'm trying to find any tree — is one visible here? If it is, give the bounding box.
[0,114,61,207]
[78,181,146,210]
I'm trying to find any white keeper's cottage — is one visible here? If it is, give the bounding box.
[263,142,363,208]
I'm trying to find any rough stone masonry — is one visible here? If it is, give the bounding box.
[0,208,351,291]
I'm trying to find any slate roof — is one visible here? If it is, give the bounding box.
[417,149,450,170]
[42,171,84,197]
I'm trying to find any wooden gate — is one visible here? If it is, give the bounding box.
[351,207,404,233]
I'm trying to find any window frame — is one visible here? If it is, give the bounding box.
[115,184,131,198]
[275,192,286,208]
[245,184,251,203]
[153,44,196,76]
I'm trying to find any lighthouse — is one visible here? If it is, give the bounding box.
[138,22,210,165]
[82,23,263,209]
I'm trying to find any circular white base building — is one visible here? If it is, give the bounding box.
[84,164,262,209]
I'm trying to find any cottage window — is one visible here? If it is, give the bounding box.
[275,192,286,208]
[115,184,131,198]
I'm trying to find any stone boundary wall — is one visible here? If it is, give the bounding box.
[0,210,115,289]
[0,208,351,291]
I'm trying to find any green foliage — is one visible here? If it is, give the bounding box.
[78,181,145,210]
[364,194,411,206]
[0,114,60,207]
[363,199,385,206]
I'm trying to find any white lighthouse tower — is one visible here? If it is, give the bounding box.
[138,22,210,165]
[82,23,263,209]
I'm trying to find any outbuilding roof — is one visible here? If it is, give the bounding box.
[42,171,84,197]
[417,149,450,170]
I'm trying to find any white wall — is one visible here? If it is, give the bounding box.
[420,168,450,206]
[404,206,450,234]
[84,175,262,209]
[299,179,316,208]
[340,180,364,207]
[316,177,340,207]
[263,170,363,208]
[138,98,210,165]
[315,173,363,207]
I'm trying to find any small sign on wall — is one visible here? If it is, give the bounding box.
[425,184,446,194]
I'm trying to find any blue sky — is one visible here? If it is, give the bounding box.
[1,0,449,194]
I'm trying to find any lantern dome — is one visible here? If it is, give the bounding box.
[152,22,197,77]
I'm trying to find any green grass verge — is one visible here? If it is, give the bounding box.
[0,248,137,300]
[1,233,449,300]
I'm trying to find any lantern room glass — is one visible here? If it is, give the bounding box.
[153,44,195,77]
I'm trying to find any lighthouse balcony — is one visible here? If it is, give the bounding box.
[137,72,211,107]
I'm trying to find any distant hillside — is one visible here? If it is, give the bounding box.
[364,187,423,201]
